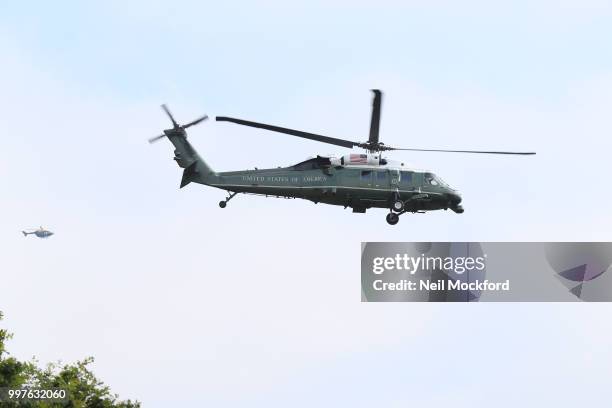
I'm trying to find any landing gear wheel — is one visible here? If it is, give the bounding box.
[219,192,238,208]
[386,212,399,225]
[392,200,404,213]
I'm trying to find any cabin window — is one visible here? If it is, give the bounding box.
[360,170,372,181]
[376,171,387,181]
[400,171,413,185]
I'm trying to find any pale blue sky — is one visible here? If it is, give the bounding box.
[1,1,612,406]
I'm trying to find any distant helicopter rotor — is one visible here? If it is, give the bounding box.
[149,104,208,144]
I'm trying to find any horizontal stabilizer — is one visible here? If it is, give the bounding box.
[180,161,199,188]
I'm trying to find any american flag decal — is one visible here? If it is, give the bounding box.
[350,154,368,164]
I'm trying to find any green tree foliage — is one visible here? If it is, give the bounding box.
[0,311,140,407]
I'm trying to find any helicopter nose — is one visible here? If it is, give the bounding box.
[449,190,462,204]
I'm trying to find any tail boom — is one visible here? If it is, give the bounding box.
[165,132,217,187]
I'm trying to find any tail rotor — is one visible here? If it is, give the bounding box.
[149,104,208,144]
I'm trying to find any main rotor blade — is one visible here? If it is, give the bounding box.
[389,147,536,155]
[182,115,208,129]
[148,134,166,144]
[216,116,359,149]
[161,104,178,127]
[369,89,382,145]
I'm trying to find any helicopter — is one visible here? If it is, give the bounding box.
[22,226,54,238]
[149,90,535,225]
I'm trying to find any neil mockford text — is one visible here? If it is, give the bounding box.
[370,253,510,292]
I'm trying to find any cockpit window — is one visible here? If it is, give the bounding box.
[424,172,447,187]
[425,173,439,186]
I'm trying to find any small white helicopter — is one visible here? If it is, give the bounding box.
[22,226,54,239]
